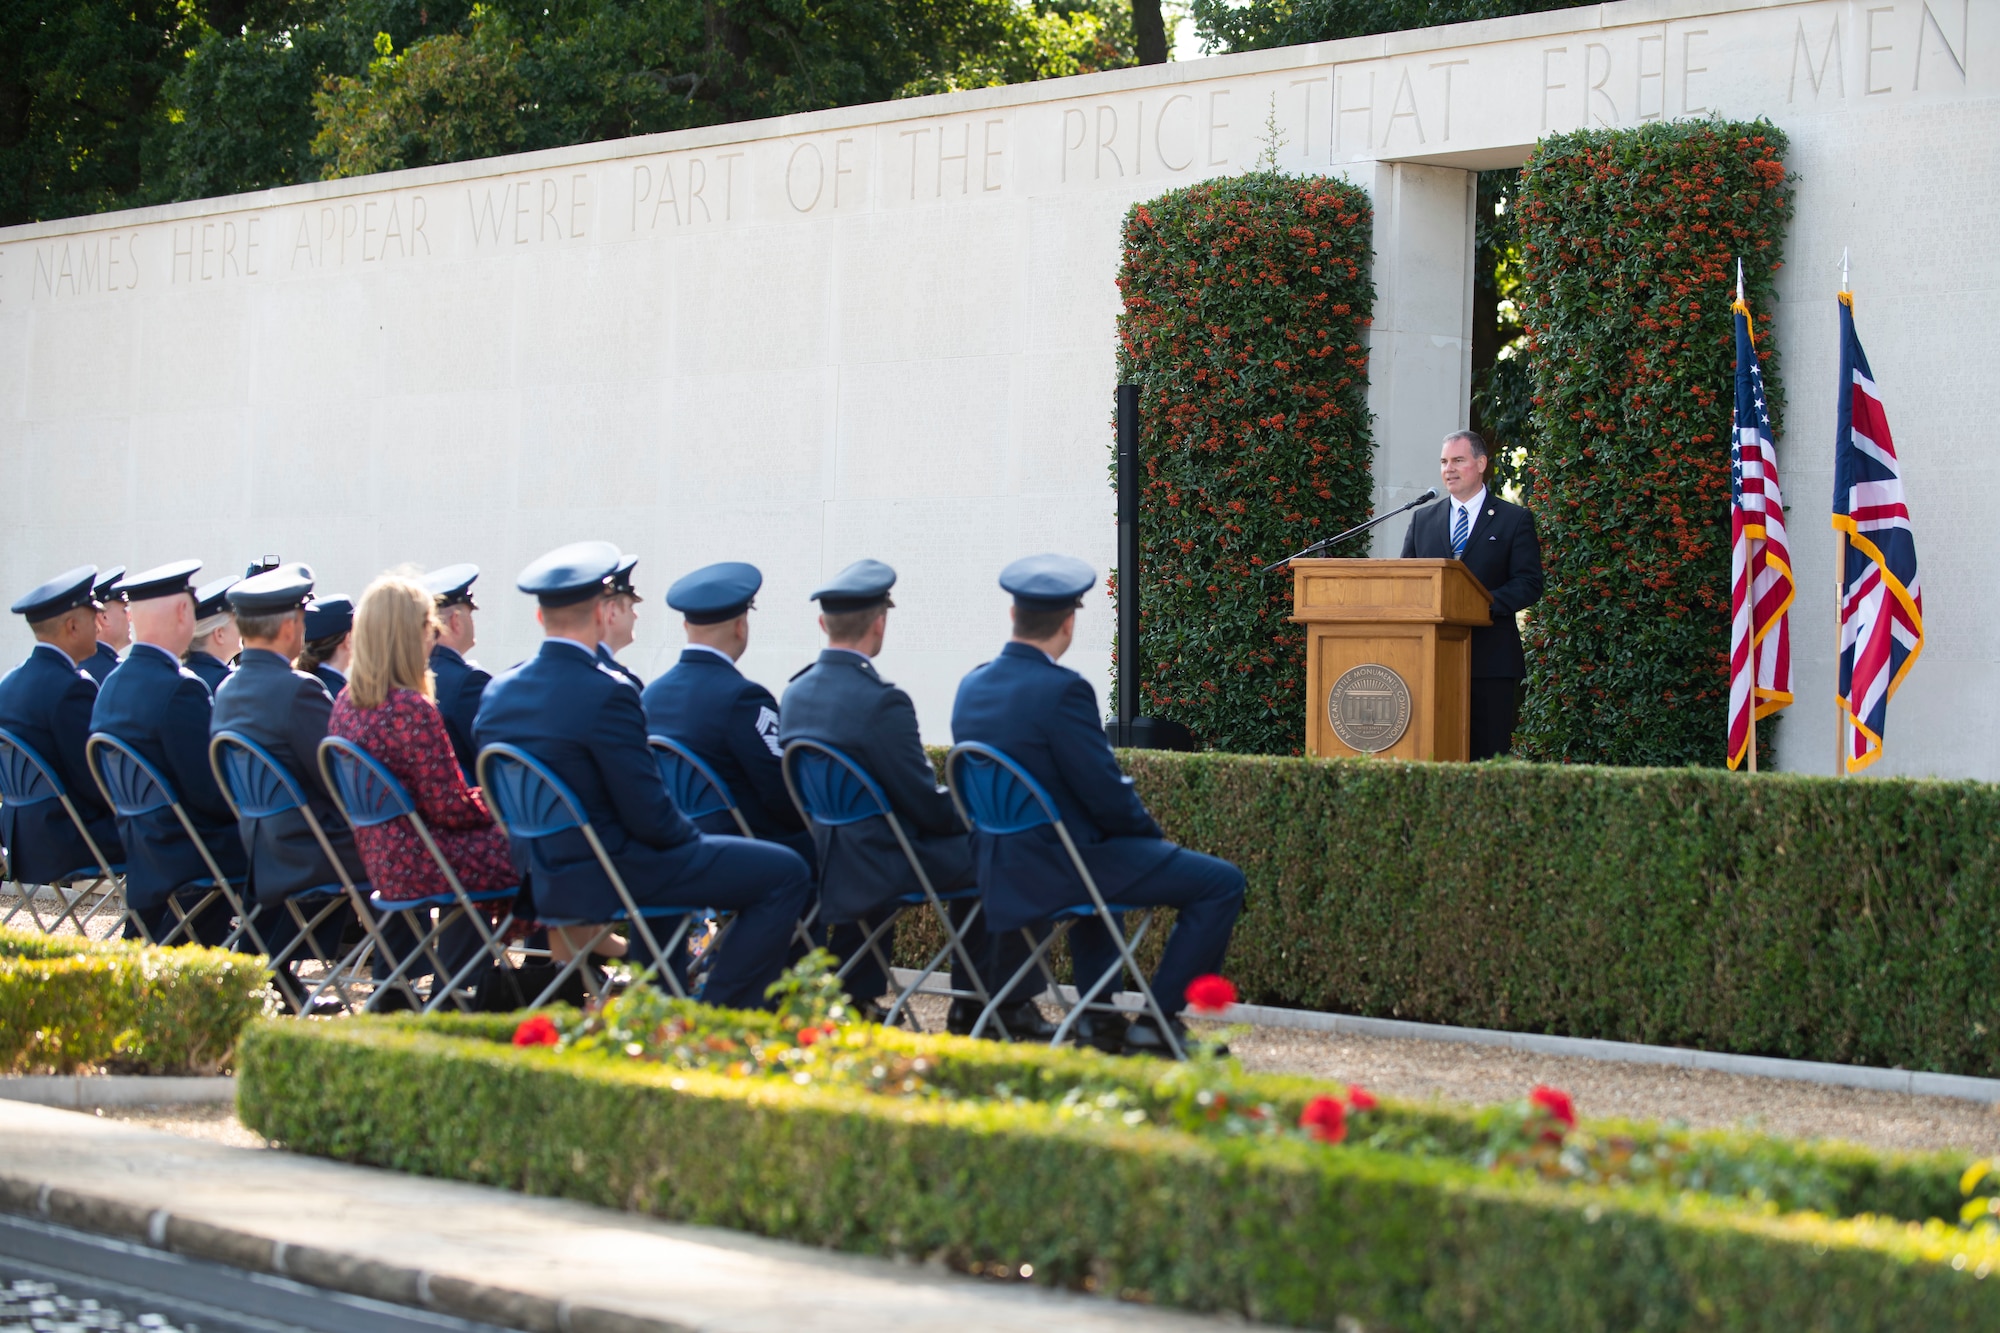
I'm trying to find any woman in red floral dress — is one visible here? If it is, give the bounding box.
[329,576,516,901]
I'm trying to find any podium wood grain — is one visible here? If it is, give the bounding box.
[1288,559,1491,761]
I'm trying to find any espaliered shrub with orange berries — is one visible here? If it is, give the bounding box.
[1114,172,1375,754]
[1513,119,1793,765]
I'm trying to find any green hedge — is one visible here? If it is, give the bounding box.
[1514,120,1794,765]
[1126,750,2000,1076]
[910,747,2000,1076]
[0,927,268,1074]
[238,1016,2000,1330]
[1115,171,1375,755]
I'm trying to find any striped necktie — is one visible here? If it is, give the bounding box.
[1450,503,1470,558]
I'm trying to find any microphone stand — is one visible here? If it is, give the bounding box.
[1260,491,1441,574]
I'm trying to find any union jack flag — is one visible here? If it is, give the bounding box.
[1833,293,1923,773]
[1727,283,1795,770]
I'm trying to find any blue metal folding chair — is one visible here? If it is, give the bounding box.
[0,726,126,940]
[477,742,711,1008]
[781,738,988,1030]
[86,733,259,951]
[319,737,522,1014]
[208,730,405,1014]
[651,733,814,961]
[945,741,1183,1059]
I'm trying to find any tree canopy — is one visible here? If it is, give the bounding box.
[1189,0,1585,57]
[3,0,1134,224]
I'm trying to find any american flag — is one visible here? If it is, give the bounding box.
[1833,293,1923,773]
[1727,280,1795,770]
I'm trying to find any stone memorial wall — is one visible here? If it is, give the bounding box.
[0,0,1991,774]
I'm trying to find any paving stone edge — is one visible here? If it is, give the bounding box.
[0,1167,696,1333]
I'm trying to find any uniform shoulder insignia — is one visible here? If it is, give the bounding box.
[755,704,782,758]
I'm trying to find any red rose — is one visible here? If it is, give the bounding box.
[1346,1086,1378,1112]
[1185,975,1238,1015]
[1299,1095,1346,1144]
[1529,1085,1577,1137]
[512,1015,560,1047]
[797,1026,822,1047]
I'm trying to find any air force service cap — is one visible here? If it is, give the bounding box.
[11,566,99,623]
[811,560,896,614]
[609,555,644,602]
[517,541,620,607]
[1000,554,1095,609]
[304,595,355,641]
[668,562,759,624]
[92,567,128,604]
[423,564,479,609]
[193,576,240,622]
[228,563,315,616]
[115,560,203,603]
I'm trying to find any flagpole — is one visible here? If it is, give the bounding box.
[1834,250,1851,778]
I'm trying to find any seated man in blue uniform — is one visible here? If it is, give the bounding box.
[597,555,645,690]
[82,567,128,686]
[298,595,354,698]
[474,541,811,1011]
[210,564,374,1006]
[91,561,249,945]
[423,564,489,784]
[182,576,240,695]
[780,560,1052,1039]
[642,562,810,864]
[952,555,1246,1058]
[0,567,124,887]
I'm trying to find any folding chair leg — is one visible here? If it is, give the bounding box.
[528,924,619,1009]
[268,896,354,1013]
[972,927,1065,1042]
[426,911,517,1015]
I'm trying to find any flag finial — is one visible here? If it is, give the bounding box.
[1841,246,1850,294]
[1736,257,1745,304]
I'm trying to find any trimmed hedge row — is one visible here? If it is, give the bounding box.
[0,927,268,1074]
[238,1016,2000,1330]
[908,748,2000,1076]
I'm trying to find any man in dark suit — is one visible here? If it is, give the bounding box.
[299,595,354,699]
[183,576,240,695]
[423,564,490,784]
[779,560,1051,1038]
[597,555,646,691]
[81,568,128,686]
[952,555,1246,1058]
[474,541,810,1011]
[642,561,809,862]
[0,567,124,888]
[91,560,247,945]
[1399,429,1545,760]
[210,564,371,1001]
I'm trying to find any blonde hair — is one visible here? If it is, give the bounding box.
[348,575,437,710]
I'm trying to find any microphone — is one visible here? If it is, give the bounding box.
[1260,487,1444,574]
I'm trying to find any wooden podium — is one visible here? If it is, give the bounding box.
[1289,559,1491,761]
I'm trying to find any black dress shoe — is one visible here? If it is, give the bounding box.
[946,999,984,1036]
[1063,1010,1127,1054]
[992,1002,1059,1041]
[1124,1014,1215,1059]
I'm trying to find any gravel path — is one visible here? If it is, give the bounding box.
[1215,1023,2000,1156]
[101,1103,267,1150]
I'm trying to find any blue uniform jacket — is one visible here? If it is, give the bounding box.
[950,641,1173,931]
[430,644,492,782]
[183,651,231,696]
[81,643,120,687]
[597,645,644,692]
[90,644,247,909]
[474,640,699,922]
[0,645,123,884]
[209,647,366,907]
[779,649,970,921]
[643,648,801,843]
[311,664,347,700]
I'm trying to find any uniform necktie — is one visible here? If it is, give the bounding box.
[1451,504,1470,559]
